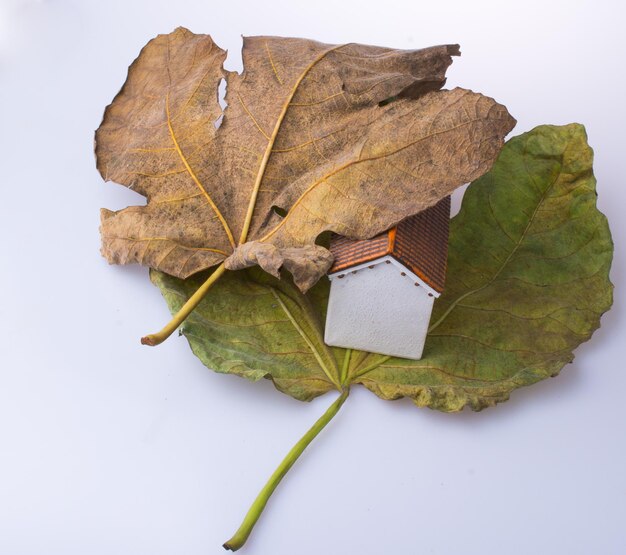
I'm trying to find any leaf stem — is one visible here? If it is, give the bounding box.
[223,388,350,551]
[141,263,227,346]
[340,349,352,385]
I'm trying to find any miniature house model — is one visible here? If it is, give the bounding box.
[324,197,450,361]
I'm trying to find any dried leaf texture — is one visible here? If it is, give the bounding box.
[97,27,515,289]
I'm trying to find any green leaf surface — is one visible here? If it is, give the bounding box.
[152,124,614,411]
[151,266,342,401]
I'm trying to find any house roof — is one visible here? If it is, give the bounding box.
[328,196,451,293]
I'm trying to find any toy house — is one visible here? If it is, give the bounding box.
[324,196,450,360]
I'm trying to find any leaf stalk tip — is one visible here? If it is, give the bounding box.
[142,262,228,347]
[222,388,349,550]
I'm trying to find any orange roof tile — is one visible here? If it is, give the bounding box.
[328,196,450,293]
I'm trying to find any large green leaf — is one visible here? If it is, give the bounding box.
[152,124,614,411]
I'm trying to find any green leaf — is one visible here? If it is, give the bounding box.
[151,266,342,401]
[350,123,614,410]
[151,124,614,411]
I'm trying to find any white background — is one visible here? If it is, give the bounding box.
[1,1,624,553]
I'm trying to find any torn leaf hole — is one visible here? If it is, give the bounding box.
[271,205,287,218]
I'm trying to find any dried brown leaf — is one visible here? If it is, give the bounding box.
[96,27,515,289]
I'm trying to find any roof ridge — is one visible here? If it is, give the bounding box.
[387,226,397,253]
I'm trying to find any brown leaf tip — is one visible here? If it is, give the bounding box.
[447,44,461,56]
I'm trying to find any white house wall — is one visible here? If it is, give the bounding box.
[324,256,436,360]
